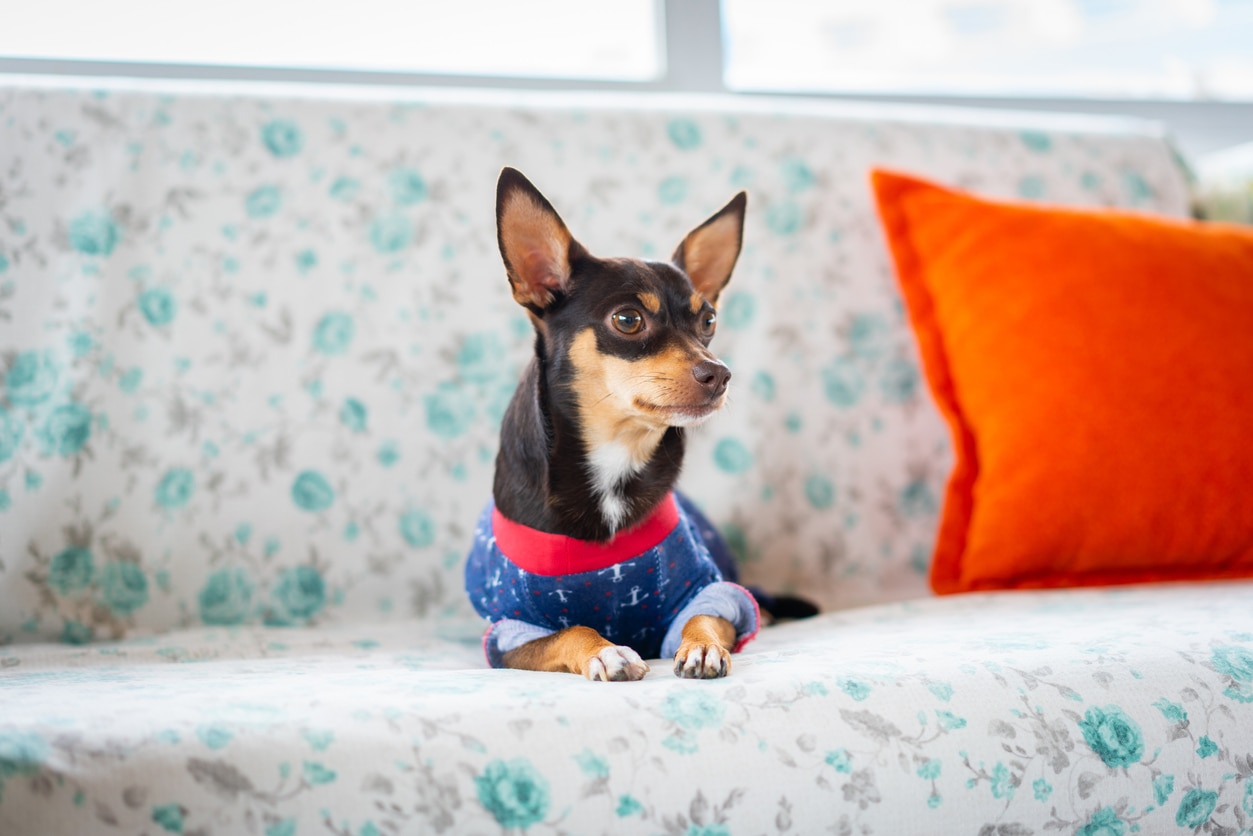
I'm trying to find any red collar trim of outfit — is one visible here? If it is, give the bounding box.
[491,493,681,576]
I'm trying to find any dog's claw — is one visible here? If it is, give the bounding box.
[674,643,731,679]
[585,645,649,682]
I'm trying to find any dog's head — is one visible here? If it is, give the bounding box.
[495,167,746,436]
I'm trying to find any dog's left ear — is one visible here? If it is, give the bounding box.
[672,192,747,306]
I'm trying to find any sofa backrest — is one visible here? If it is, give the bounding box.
[0,79,1191,642]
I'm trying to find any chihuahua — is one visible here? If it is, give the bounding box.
[464,167,762,682]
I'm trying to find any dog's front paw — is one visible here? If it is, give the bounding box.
[673,641,731,679]
[585,645,650,682]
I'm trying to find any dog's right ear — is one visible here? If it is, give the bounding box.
[496,168,581,312]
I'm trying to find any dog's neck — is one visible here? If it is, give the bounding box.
[492,351,685,543]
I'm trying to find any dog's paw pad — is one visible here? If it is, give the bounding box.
[673,643,731,679]
[586,645,650,682]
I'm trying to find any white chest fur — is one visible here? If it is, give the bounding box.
[585,441,650,535]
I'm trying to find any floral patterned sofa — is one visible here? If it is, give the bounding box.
[2,78,1251,835]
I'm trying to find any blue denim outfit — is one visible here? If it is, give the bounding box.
[464,493,760,668]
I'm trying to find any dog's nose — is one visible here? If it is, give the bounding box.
[692,360,731,397]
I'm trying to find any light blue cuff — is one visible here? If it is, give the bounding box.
[660,581,760,659]
[484,619,557,668]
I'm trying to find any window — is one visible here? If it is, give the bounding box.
[0,0,1247,158]
[723,0,1253,100]
[0,0,663,82]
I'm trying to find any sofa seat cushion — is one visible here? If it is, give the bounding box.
[3,581,1252,834]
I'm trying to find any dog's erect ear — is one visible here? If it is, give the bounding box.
[497,168,582,312]
[672,192,747,306]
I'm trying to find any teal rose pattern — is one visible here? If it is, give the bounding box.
[826,749,853,773]
[60,619,92,645]
[36,403,92,457]
[155,468,195,510]
[369,214,411,254]
[1213,644,1253,702]
[388,169,427,205]
[5,350,62,406]
[456,333,505,384]
[1076,806,1127,836]
[804,474,835,509]
[139,287,177,326]
[822,357,865,408]
[399,509,434,549]
[270,566,326,622]
[662,690,725,731]
[1212,645,1253,682]
[312,312,354,356]
[0,408,24,463]
[339,398,367,433]
[1154,773,1175,806]
[290,471,334,513]
[99,562,149,615]
[1079,706,1144,769]
[712,437,752,475]
[151,803,185,833]
[68,210,120,256]
[0,730,48,780]
[329,176,360,202]
[766,201,802,236]
[261,119,303,158]
[198,568,254,626]
[1175,788,1218,828]
[423,385,474,439]
[245,185,282,218]
[47,547,95,595]
[667,118,702,150]
[474,758,549,830]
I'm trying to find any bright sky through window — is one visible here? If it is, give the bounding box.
[0,0,663,81]
[724,0,1253,100]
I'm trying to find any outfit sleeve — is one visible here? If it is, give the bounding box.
[659,581,761,659]
[482,618,557,669]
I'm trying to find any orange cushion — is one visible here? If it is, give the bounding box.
[871,168,1253,594]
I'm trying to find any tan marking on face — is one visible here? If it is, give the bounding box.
[690,293,706,314]
[568,328,730,532]
[568,330,664,468]
[567,329,728,459]
[638,292,661,315]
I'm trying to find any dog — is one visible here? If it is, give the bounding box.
[464,167,777,682]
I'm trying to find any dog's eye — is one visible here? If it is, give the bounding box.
[611,309,645,335]
[699,311,717,337]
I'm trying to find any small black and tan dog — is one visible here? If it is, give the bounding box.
[465,168,804,682]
